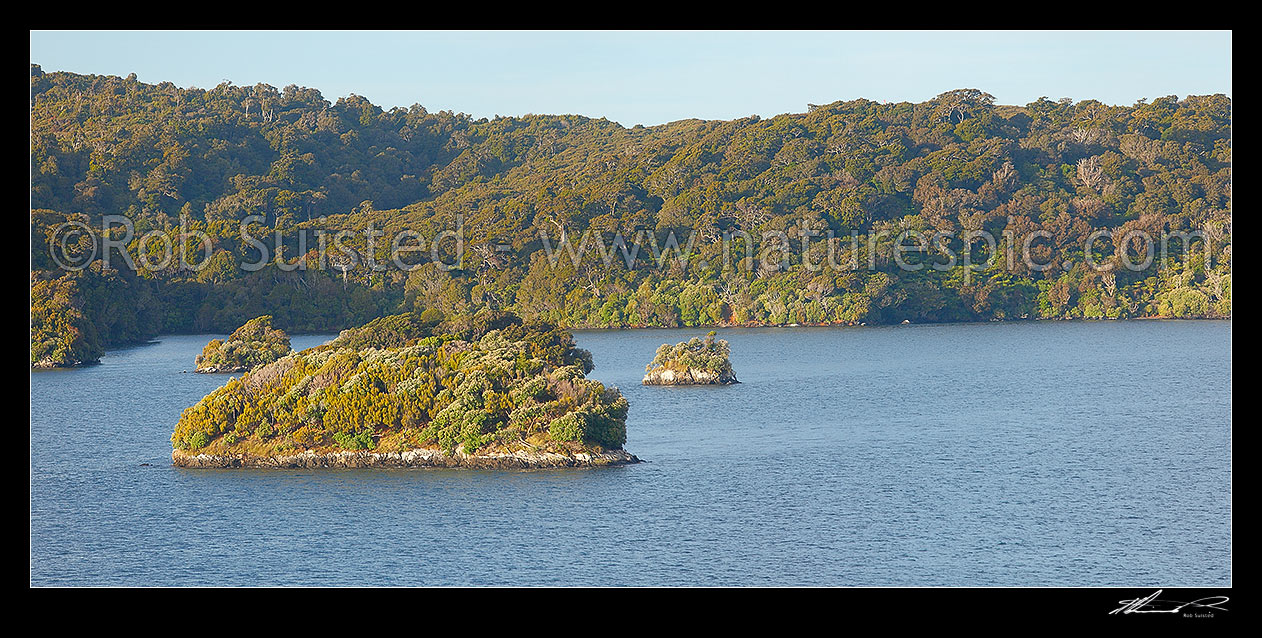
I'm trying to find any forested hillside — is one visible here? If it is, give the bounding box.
[30,63,1231,365]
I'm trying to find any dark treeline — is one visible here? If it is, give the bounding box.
[30,64,1230,366]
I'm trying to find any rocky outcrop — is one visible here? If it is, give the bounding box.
[173,447,640,469]
[32,357,95,369]
[642,333,739,386]
[193,365,248,374]
[642,366,738,385]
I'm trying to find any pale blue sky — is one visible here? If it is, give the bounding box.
[30,30,1232,127]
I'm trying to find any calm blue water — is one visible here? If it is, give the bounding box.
[30,321,1231,586]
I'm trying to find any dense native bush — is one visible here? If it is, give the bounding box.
[171,312,627,455]
[32,66,1231,367]
[645,332,735,378]
[327,311,439,350]
[195,315,292,371]
[30,274,103,367]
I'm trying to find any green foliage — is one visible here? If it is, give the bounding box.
[31,274,103,367]
[646,333,735,377]
[546,390,628,448]
[186,431,210,450]
[332,428,376,450]
[328,312,438,350]
[31,69,1232,368]
[195,315,292,371]
[170,312,626,455]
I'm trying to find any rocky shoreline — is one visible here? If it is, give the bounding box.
[32,357,97,369]
[642,367,739,385]
[193,365,248,374]
[172,447,641,469]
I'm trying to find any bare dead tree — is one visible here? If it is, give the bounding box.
[545,216,568,245]
[992,161,1018,191]
[1076,156,1107,191]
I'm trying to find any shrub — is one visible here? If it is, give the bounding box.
[332,428,376,450]
[548,413,585,443]
[186,431,210,450]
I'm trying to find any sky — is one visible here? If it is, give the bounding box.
[30,30,1232,127]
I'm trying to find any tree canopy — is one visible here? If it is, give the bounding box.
[31,65,1231,365]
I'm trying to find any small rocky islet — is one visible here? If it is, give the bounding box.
[172,310,638,469]
[194,315,293,374]
[642,332,739,386]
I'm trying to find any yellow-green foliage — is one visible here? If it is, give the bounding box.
[195,315,292,371]
[646,332,734,376]
[31,70,1233,339]
[172,312,627,456]
[31,274,103,367]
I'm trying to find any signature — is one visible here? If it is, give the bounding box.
[1110,590,1230,615]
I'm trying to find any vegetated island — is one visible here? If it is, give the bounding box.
[643,332,739,386]
[195,315,293,373]
[171,310,638,469]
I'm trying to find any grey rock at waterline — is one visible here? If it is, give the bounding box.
[32,357,96,369]
[173,447,641,469]
[194,365,249,374]
[642,366,739,386]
